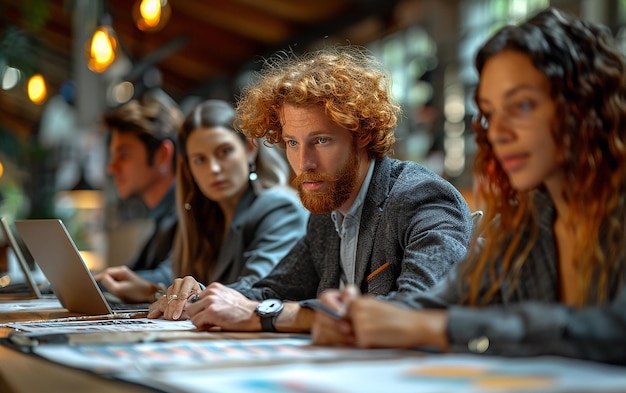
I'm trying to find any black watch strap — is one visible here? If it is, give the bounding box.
[259,315,277,332]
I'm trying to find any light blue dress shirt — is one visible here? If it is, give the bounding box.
[331,160,375,285]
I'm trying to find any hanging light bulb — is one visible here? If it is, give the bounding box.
[27,73,47,104]
[133,0,171,32]
[140,0,161,27]
[86,15,119,73]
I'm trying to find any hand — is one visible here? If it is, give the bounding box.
[347,297,449,350]
[311,289,355,346]
[94,265,153,303]
[311,285,360,346]
[184,282,260,331]
[147,276,202,320]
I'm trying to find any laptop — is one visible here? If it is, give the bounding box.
[0,217,45,299]
[14,219,150,315]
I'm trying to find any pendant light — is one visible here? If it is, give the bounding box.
[86,13,119,73]
[133,0,171,32]
[26,73,47,104]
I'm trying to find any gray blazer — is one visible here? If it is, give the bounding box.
[208,186,309,287]
[232,156,474,301]
[395,190,626,365]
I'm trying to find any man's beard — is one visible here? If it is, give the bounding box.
[291,147,360,214]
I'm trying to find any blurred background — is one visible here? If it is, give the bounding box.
[0,0,624,271]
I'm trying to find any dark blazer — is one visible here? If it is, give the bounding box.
[396,190,626,365]
[232,156,473,301]
[129,184,177,286]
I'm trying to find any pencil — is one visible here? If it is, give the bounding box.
[366,261,390,282]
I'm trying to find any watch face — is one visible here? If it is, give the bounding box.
[257,299,283,316]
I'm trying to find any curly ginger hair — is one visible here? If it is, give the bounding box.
[234,45,401,159]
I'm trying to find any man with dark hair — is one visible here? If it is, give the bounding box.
[94,91,183,303]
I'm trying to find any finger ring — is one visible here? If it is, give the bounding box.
[167,294,178,304]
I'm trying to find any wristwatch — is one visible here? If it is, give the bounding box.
[255,299,284,332]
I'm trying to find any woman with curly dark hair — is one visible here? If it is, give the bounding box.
[312,7,626,365]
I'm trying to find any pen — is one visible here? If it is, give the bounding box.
[300,284,361,320]
[299,299,343,320]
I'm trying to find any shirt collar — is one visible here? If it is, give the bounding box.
[150,183,176,222]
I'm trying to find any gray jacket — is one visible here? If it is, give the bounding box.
[211,186,309,287]
[395,190,626,365]
[231,156,474,301]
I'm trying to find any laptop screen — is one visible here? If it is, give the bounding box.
[14,219,113,314]
[0,217,44,298]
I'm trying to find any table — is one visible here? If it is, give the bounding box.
[0,307,157,393]
[0,302,313,393]
[2,300,626,393]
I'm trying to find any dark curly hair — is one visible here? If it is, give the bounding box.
[466,7,626,306]
[234,45,401,159]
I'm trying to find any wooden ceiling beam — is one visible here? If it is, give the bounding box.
[0,0,383,136]
[173,1,294,44]
[235,0,352,22]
